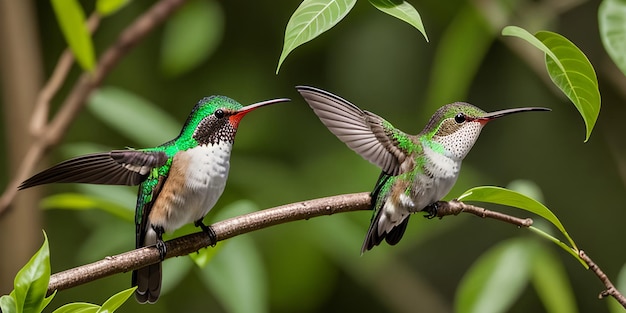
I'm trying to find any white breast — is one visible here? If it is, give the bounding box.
[410,145,461,210]
[151,143,232,232]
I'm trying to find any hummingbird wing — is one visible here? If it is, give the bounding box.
[18,150,169,189]
[297,86,409,176]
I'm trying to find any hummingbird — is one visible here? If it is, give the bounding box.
[296,86,549,254]
[19,95,290,303]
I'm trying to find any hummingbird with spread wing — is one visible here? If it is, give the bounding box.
[297,86,549,254]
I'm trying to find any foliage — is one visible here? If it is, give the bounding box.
[276,0,427,73]
[502,26,600,142]
[0,232,135,313]
[10,0,626,312]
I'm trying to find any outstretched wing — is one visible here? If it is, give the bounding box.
[297,86,409,175]
[19,150,169,189]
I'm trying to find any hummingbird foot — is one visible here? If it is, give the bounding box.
[423,203,438,219]
[194,219,217,247]
[154,225,167,261]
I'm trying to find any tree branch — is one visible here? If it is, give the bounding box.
[579,250,626,307]
[0,0,188,216]
[47,194,534,295]
[45,194,626,310]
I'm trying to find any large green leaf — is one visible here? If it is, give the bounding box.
[276,0,357,73]
[368,0,428,41]
[13,232,52,313]
[531,245,578,313]
[599,0,626,77]
[502,26,600,142]
[50,0,95,72]
[160,0,224,77]
[88,87,180,147]
[455,238,534,313]
[458,186,580,261]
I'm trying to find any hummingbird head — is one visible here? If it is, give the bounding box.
[424,102,550,160]
[182,96,290,146]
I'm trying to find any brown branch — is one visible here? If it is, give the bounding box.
[47,194,534,295]
[579,250,626,307]
[434,200,534,227]
[45,194,626,309]
[0,0,188,216]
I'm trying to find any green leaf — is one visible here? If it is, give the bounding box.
[502,26,600,142]
[506,179,544,203]
[368,0,428,41]
[502,26,560,68]
[13,231,51,313]
[50,0,95,72]
[531,245,578,313]
[0,294,17,313]
[160,0,224,77]
[458,186,577,249]
[41,291,57,313]
[96,0,130,16]
[41,193,134,222]
[276,0,357,73]
[97,287,137,313]
[455,238,534,313]
[87,87,180,147]
[599,0,626,77]
[458,186,586,267]
[52,303,99,313]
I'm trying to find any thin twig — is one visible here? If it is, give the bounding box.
[579,250,626,307]
[47,194,532,295]
[30,13,101,136]
[0,0,188,216]
[435,200,534,227]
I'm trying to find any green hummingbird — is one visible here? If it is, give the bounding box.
[19,95,290,303]
[296,86,549,254]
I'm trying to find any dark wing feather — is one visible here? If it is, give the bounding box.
[297,86,405,175]
[18,150,168,189]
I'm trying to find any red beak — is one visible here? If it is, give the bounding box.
[229,98,290,127]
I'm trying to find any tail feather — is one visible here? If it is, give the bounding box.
[361,213,410,254]
[132,263,162,304]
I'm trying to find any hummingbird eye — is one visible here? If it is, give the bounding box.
[214,109,225,119]
[454,113,466,124]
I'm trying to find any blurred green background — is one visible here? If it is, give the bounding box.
[1,0,625,312]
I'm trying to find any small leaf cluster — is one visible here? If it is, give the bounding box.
[0,232,136,313]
